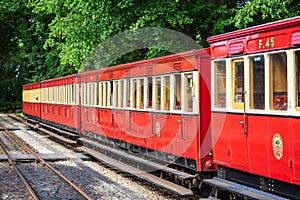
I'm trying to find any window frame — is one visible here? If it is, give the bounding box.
[231,58,245,110]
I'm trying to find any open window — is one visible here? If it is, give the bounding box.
[214,60,226,108]
[146,77,153,109]
[174,74,182,110]
[113,81,118,107]
[162,76,170,111]
[124,79,130,107]
[270,52,287,111]
[183,73,194,112]
[131,79,137,108]
[95,83,99,106]
[118,80,124,108]
[232,59,244,109]
[154,77,161,110]
[137,79,144,109]
[249,55,265,110]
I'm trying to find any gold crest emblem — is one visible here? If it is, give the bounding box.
[272,133,283,160]
[155,121,161,137]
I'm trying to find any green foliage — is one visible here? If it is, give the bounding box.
[231,0,299,29]
[0,101,22,111]
[1,0,300,106]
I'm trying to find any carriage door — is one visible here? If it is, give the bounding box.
[230,58,248,169]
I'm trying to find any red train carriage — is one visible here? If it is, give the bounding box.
[206,17,300,199]
[79,49,214,173]
[22,82,41,120]
[40,74,81,133]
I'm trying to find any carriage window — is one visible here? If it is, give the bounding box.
[66,85,70,104]
[54,87,58,103]
[49,87,52,102]
[87,84,91,105]
[45,88,48,103]
[89,83,91,105]
[163,76,170,111]
[270,53,287,111]
[214,60,226,108]
[114,81,118,107]
[92,83,96,106]
[125,79,130,107]
[250,55,265,109]
[296,51,300,110]
[72,84,76,105]
[118,80,124,108]
[102,82,107,107]
[154,77,161,110]
[174,74,181,110]
[64,86,67,104]
[232,59,244,109]
[137,79,144,109]
[184,73,194,112]
[147,77,153,109]
[98,82,102,106]
[109,81,113,106]
[68,85,71,104]
[131,79,137,108]
[95,83,99,106]
[84,84,88,105]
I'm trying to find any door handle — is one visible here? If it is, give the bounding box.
[239,121,244,124]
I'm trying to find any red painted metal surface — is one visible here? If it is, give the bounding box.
[23,49,213,173]
[39,74,80,132]
[208,16,300,58]
[22,82,41,119]
[209,16,300,188]
[79,49,213,172]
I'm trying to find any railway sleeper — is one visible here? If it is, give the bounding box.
[0,153,90,163]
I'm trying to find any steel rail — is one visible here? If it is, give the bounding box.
[0,130,39,200]
[2,125,93,200]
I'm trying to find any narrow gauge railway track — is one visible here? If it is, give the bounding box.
[12,114,201,199]
[1,114,156,200]
[0,121,93,200]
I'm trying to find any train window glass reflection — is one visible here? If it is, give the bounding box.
[137,79,144,109]
[163,76,170,111]
[232,59,244,109]
[184,73,193,112]
[98,83,102,106]
[95,83,99,106]
[174,74,181,110]
[270,53,287,111]
[102,82,107,107]
[109,81,113,107]
[154,77,161,110]
[131,79,137,108]
[295,51,300,110]
[250,55,265,109]
[147,77,153,109]
[214,61,226,108]
[73,84,77,105]
[125,79,130,107]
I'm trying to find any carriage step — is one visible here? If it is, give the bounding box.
[204,177,288,200]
